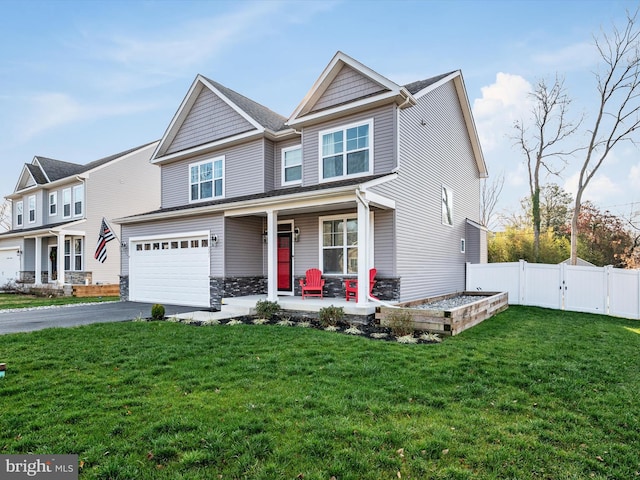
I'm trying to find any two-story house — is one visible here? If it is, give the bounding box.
[0,141,160,288]
[116,52,488,310]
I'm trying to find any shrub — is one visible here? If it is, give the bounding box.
[255,300,280,319]
[151,304,165,320]
[318,305,344,327]
[387,310,414,337]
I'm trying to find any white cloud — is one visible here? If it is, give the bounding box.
[532,42,599,71]
[629,162,640,188]
[563,171,617,203]
[473,72,532,151]
[16,92,156,141]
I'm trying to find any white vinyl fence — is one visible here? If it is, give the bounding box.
[466,260,640,320]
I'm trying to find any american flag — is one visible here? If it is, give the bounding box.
[94,218,116,263]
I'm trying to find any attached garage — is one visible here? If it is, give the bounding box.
[0,247,21,286]
[129,232,211,308]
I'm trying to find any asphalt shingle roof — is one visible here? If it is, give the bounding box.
[203,76,289,132]
[404,71,457,95]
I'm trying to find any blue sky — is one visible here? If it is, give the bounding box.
[1,0,639,228]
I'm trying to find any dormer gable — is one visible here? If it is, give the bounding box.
[287,51,416,128]
[152,75,289,164]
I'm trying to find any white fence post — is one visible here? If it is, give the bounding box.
[519,259,526,305]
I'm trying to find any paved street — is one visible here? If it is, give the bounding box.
[0,302,198,334]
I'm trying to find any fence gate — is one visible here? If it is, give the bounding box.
[466,260,640,320]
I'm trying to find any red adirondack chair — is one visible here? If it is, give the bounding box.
[299,268,325,299]
[345,268,377,302]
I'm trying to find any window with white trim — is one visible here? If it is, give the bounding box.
[442,185,453,226]
[62,188,71,218]
[28,195,36,223]
[73,184,84,217]
[320,120,372,180]
[282,145,302,185]
[320,215,358,274]
[64,237,83,271]
[49,192,57,216]
[16,201,23,227]
[190,157,223,202]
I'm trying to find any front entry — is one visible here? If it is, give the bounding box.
[277,231,293,294]
[49,246,58,282]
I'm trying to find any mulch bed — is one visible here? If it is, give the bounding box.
[161,314,443,345]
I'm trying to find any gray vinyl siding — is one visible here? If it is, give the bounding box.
[225,216,263,276]
[301,104,396,185]
[311,65,386,113]
[263,139,274,192]
[372,209,394,277]
[374,80,482,302]
[121,214,224,277]
[273,137,303,190]
[161,139,265,209]
[465,222,487,264]
[166,87,256,155]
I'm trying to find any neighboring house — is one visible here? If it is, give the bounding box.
[116,51,488,309]
[0,141,160,287]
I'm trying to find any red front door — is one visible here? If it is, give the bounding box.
[277,232,292,291]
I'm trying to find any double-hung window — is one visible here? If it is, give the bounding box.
[73,184,84,217]
[320,120,372,181]
[49,192,57,216]
[28,195,36,224]
[62,188,71,218]
[282,146,302,185]
[321,215,358,274]
[16,201,23,227]
[64,237,83,271]
[190,157,223,202]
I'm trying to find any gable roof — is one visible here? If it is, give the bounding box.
[287,51,416,127]
[152,75,291,163]
[9,141,158,197]
[404,71,457,95]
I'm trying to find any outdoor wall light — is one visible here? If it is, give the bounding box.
[294,227,301,242]
[16,248,22,257]
[120,241,128,249]
[211,234,218,246]
[262,230,268,243]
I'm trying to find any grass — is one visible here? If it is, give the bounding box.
[0,293,119,310]
[0,306,639,479]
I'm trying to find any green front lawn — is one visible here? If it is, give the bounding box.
[0,306,638,479]
[0,293,119,310]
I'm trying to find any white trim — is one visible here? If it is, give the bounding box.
[281,145,302,186]
[15,200,23,227]
[288,51,403,123]
[412,71,460,99]
[318,213,359,276]
[62,187,72,219]
[72,184,84,217]
[318,118,374,183]
[49,191,57,217]
[188,156,225,203]
[27,195,36,224]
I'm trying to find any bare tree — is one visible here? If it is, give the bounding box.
[571,10,640,264]
[0,200,10,232]
[480,171,504,230]
[513,76,581,262]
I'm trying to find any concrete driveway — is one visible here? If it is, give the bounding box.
[0,301,199,335]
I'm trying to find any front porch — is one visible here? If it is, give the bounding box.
[173,294,383,324]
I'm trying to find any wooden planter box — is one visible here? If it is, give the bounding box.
[72,284,120,298]
[376,291,508,336]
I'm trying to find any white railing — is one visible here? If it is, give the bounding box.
[466,260,640,320]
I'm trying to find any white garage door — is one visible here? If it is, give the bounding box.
[129,233,210,308]
[0,248,21,286]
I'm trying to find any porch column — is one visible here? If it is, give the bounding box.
[57,233,65,285]
[34,237,42,285]
[266,209,278,301]
[356,191,370,306]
